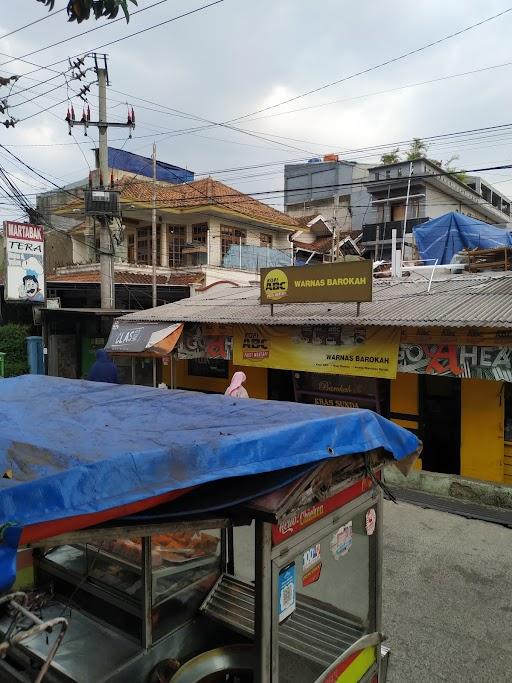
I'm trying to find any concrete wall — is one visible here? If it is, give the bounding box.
[425,187,491,222]
[284,161,374,229]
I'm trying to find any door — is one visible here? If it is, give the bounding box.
[420,375,461,474]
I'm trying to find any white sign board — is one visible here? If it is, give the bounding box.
[4,221,45,303]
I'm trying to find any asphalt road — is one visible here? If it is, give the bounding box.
[383,500,512,682]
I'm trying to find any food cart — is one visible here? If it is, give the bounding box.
[0,376,420,683]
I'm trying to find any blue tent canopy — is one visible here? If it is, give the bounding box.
[413,211,512,265]
[0,376,419,588]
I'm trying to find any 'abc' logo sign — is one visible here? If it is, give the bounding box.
[263,269,288,300]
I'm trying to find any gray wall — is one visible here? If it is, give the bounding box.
[284,160,377,229]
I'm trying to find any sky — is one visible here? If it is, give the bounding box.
[2,0,512,218]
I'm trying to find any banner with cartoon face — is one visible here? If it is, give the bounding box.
[4,222,45,304]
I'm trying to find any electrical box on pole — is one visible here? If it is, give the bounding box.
[64,53,135,309]
[84,189,121,217]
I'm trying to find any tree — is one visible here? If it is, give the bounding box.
[444,154,468,184]
[0,324,30,377]
[405,137,429,160]
[36,0,138,23]
[380,148,400,164]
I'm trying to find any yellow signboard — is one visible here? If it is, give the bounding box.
[260,261,373,305]
[233,324,400,379]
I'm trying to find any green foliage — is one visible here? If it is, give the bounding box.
[380,148,400,164]
[405,137,429,161]
[444,155,468,184]
[0,324,30,377]
[36,0,138,23]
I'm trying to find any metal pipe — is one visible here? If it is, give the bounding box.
[254,521,272,683]
[400,161,413,258]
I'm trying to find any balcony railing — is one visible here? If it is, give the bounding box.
[362,218,429,244]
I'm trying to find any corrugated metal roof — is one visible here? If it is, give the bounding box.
[120,273,512,329]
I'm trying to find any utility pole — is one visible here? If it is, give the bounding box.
[152,143,157,308]
[98,66,112,309]
[152,143,157,388]
[66,54,135,309]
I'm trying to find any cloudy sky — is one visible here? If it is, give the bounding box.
[1,0,512,217]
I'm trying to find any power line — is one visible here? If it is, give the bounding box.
[241,60,512,125]
[0,7,66,41]
[10,0,226,81]
[0,0,172,69]
[228,7,512,123]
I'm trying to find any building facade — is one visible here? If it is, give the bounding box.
[284,156,377,230]
[362,158,512,258]
[116,274,512,487]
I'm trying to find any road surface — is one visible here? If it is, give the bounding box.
[383,500,512,682]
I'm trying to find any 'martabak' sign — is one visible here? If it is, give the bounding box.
[4,221,45,303]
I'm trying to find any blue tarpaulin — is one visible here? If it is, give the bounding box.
[413,211,512,265]
[108,147,193,184]
[0,376,419,589]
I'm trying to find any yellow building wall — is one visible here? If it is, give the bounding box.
[169,359,268,399]
[390,373,421,469]
[460,378,504,482]
[504,442,512,484]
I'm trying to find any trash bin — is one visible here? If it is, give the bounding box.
[26,336,44,375]
[0,352,5,378]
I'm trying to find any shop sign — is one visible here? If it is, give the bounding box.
[272,476,375,545]
[106,321,181,353]
[401,326,512,347]
[278,563,296,622]
[177,323,233,360]
[293,372,381,411]
[399,343,512,382]
[3,221,45,303]
[233,325,400,380]
[260,261,372,305]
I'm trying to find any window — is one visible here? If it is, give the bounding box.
[192,223,208,245]
[220,225,246,258]
[127,233,135,263]
[136,227,160,265]
[188,358,228,379]
[374,172,380,181]
[260,233,273,248]
[168,225,186,267]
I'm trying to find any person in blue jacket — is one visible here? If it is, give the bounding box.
[87,349,120,384]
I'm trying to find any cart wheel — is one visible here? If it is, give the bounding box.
[148,658,181,683]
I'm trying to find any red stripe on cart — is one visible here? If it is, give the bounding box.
[20,488,192,544]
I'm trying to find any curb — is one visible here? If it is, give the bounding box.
[383,466,512,511]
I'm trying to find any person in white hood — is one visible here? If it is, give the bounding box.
[225,371,249,398]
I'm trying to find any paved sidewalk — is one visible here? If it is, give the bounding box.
[383,500,512,682]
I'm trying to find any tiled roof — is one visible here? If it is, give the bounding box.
[46,270,203,286]
[119,177,300,229]
[120,272,512,329]
[294,236,333,253]
[294,214,321,227]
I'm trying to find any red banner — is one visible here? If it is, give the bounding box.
[272,475,376,545]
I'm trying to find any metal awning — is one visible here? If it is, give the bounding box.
[105,320,184,357]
